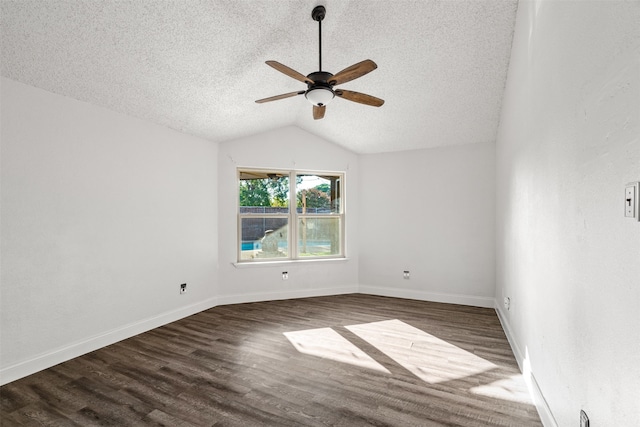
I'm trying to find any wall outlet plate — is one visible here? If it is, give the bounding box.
[580,410,589,427]
[282,272,289,280]
[180,283,187,294]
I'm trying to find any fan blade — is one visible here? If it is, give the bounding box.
[335,89,384,107]
[329,59,377,86]
[255,91,305,104]
[313,105,326,120]
[266,61,314,85]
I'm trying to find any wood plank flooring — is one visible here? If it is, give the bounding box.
[0,294,542,426]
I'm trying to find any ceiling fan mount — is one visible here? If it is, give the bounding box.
[255,5,384,120]
[311,5,326,22]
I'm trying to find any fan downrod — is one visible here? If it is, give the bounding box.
[312,5,326,71]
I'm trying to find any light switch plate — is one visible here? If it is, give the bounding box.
[625,182,639,220]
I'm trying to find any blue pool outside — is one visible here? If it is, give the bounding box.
[241,241,261,251]
[241,241,331,251]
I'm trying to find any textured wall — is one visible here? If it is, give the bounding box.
[0,78,218,383]
[495,1,640,425]
[358,142,496,307]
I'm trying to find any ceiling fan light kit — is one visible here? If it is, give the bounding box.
[305,86,334,106]
[256,5,384,120]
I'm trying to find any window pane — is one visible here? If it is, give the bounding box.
[239,172,289,212]
[240,218,288,260]
[297,217,340,257]
[296,174,340,214]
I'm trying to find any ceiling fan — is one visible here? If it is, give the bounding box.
[255,5,384,120]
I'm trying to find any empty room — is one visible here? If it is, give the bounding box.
[1,1,638,426]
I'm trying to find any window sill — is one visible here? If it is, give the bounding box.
[232,257,349,269]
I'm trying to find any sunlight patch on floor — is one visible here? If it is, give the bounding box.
[470,374,533,404]
[283,327,390,373]
[346,319,497,384]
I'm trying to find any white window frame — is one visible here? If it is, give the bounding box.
[237,168,345,263]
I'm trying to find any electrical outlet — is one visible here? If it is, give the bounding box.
[504,297,511,311]
[282,271,289,280]
[180,283,187,294]
[580,410,589,427]
[403,270,410,279]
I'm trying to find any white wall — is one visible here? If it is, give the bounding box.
[217,126,360,304]
[0,78,218,384]
[495,1,640,426]
[358,142,496,307]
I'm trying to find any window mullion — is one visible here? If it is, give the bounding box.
[290,171,297,260]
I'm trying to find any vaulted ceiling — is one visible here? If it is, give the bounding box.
[1,0,518,154]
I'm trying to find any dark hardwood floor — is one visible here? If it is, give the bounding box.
[1,294,542,426]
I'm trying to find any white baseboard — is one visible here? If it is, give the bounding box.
[529,372,558,427]
[216,285,359,306]
[494,301,558,427]
[359,285,495,308]
[0,298,218,386]
[494,303,525,367]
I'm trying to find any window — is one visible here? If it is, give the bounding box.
[238,169,344,262]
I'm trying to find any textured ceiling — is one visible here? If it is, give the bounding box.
[1,0,518,154]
